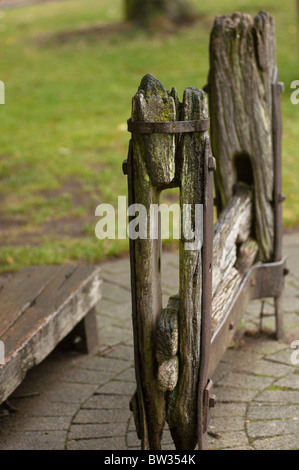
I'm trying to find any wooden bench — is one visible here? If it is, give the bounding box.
[0,264,101,405]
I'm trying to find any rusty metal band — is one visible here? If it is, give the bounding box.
[197,136,214,451]
[127,117,210,134]
[271,67,284,263]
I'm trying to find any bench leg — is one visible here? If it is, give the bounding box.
[75,307,99,354]
[59,307,99,354]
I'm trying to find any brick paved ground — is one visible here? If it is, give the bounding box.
[0,233,298,450]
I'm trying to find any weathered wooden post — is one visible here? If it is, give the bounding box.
[208,10,286,339]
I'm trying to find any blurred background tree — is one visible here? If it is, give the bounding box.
[124,0,197,25]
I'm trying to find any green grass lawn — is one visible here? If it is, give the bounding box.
[0,0,298,272]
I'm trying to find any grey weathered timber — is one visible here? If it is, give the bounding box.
[126,9,286,450]
[127,74,210,450]
[209,11,277,261]
[212,185,253,298]
[129,74,177,450]
[0,265,102,405]
[166,87,208,450]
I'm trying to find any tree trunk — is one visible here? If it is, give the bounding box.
[125,0,195,25]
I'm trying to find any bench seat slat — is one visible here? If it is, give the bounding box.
[0,265,102,404]
[0,266,66,338]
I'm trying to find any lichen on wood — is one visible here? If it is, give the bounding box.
[209,10,277,261]
[130,73,181,449]
[166,87,209,451]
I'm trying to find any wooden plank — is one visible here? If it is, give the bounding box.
[0,265,102,404]
[0,265,65,338]
[211,187,258,332]
[212,185,252,297]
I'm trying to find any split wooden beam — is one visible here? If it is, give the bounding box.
[209,10,277,261]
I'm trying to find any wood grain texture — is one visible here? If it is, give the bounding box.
[0,265,102,404]
[130,74,179,449]
[166,87,208,451]
[0,265,64,338]
[212,185,252,298]
[209,10,277,260]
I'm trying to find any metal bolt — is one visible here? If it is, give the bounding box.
[209,394,217,408]
[122,159,128,175]
[208,156,216,171]
[278,82,285,94]
[278,193,286,203]
[229,321,234,331]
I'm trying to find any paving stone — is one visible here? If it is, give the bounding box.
[274,373,299,390]
[101,283,131,304]
[69,423,126,440]
[14,416,69,432]
[208,431,249,449]
[239,359,295,378]
[82,356,130,374]
[96,380,136,397]
[281,283,299,313]
[247,418,299,438]
[212,361,234,384]
[126,430,140,448]
[0,431,66,450]
[247,404,299,421]
[83,394,130,410]
[96,298,130,317]
[213,385,258,403]
[254,389,299,404]
[44,382,97,404]
[209,402,247,418]
[250,339,288,356]
[73,409,130,424]
[283,312,299,331]
[253,433,299,450]
[61,368,115,385]
[115,366,136,382]
[101,271,131,289]
[67,437,126,450]
[209,416,244,432]
[104,344,134,362]
[265,348,298,367]
[8,397,79,417]
[100,259,130,274]
[98,325,133,346]
[223,446,255,450]
[217,372,274,390]
[221,348,262,368]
